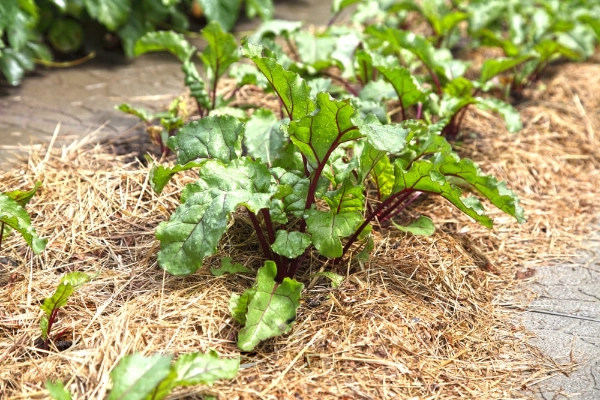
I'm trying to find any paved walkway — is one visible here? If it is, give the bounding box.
[523,238,600,399]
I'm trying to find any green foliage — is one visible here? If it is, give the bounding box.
[0,182,47,255]
[40,271,94,348]
[0,0,274,85]
[48,351,239,400]
[152,40,525,350]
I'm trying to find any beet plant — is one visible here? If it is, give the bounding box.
[0,182,46,255]
[150,40,525,351]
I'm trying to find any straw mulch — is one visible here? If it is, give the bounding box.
[1,58,599,399]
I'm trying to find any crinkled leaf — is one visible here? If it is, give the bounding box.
[172,351,239,385]
[311,271,344,288]
[46,380,72,400]
[237,261,303,351]
[133,31,195,62]
[242,39,315,121]
[84,0,130,31]
[269,168,309,217]
[156,158,274,275]
[150,161,204,194]
[305,209,362,258]
[392,152,525,228]
[182,60,211,110]
[244,109,285,165]
[107,353,173,400]
[392,215,435,236]
[475,97,522,133]
[373,62,429,109]
[289,93,361,170]
[167,116,244,165]
[271,230,311,259]
[0,193,46,254]
[323,179,364,214]
[115,103,153,123]
[479,55,534,84]
[391,158,493,227]
[197,0,241,32]
[211,257,254,276]
[359,143,394,200]
[229,288,256,325]
[358,114,414,154]
[200,21,239,81]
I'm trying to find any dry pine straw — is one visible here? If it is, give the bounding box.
[1,59,599,400]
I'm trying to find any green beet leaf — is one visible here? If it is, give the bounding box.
[210,257,254,276]
[150,161,204,194]
[289,93,362,170]
[323,179,364,214]
[229,288,256,325]
[151,351,239,398]
[249,20,303,42]
[167,116,244,165]
[244,108,286,166]
[197,0,241,32]
[5,181,41,206]
[479,55,534,84]
[182,60,211,111]
[40,272,93,340]
[474,97,522,133]
[156,158,275,275]
[392,215,435,236]
[310,271,345,288]
[271,230,311,259]
[268,168,310,217]
[133,31,195,62]
[0,193,46,254]
[200,21,239,81]
[84,0,129,31]
[305,209,363,258]
[237,261,303,351]
[46,380,72,400]
[359,143,394,200]
[107,353,174,400]
[170,350,239,385]
[391,158,493,228]
[373,62,429,109]
[242,39,315,121]
[245,0,275,20]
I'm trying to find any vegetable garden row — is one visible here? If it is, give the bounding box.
[2,0,600,398]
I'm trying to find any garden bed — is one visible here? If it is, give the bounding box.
[1,56,599,399]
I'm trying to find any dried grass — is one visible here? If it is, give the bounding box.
[1,59,599,399]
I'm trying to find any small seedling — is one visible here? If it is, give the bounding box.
[38,271,95,351]
[0,182,47,255]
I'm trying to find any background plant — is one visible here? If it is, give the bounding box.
[0,0,273,85]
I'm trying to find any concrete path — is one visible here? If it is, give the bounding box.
[523,238,600,399]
